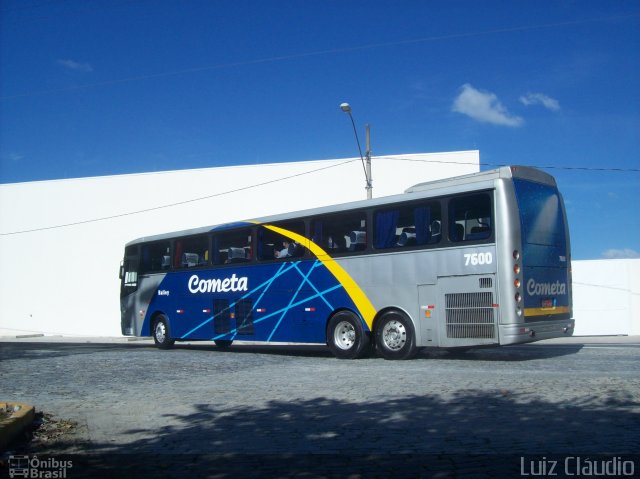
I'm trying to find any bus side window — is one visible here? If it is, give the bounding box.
[448,194,492,243]
[374,201,441,249]
[419,202,441,245]
[430,220,442,243]
[174,235,210,268]
[348,230,367,251]
[141,241,171,273]
[311,211,367,254]
[257,221,305,261]
[215,229,253,265]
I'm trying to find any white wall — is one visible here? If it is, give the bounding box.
[0,151,478,337]
[572,259,640,336]
[5,151,634,339]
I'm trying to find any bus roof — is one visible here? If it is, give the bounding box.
[405,165,555,193]
[125,165,555,246]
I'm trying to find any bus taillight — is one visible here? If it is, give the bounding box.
[514,251,523,317]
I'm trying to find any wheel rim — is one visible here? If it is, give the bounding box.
[382,319,406,350]
[333,320,356,350]
[155,322,166,343]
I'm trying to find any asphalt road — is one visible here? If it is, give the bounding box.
[1,336,639,478]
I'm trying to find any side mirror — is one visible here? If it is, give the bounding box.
[119,261,125,280]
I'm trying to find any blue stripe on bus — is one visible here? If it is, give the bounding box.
[267,260,321,342]
[179,261,299,339]
[178,258,345,341]
[293,261,334,311]
[212,283,343,341]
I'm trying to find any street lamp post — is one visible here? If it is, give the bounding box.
[340,103,372,199]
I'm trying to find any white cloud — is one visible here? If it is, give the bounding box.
[0,153,24,163]
[452,84,523,127]
[519,92,560,111]
[601,248,640,259]
[57,59,93,73]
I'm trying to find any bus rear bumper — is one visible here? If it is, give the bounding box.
[499,319,575,345]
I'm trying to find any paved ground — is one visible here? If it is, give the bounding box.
[1,336,639,478]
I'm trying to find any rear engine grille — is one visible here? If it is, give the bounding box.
[445,292,495,339]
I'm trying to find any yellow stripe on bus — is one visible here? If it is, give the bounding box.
[255,222,377,330]
[524,306,570,317]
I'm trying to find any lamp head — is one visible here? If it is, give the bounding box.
[340,103,352,113]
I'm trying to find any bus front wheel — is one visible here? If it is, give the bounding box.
[153,315,175,350]
[327,311,368,359]
[375,310,417,360]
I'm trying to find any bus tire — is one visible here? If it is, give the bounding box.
[214,340,233,349]
[152,315,175,350]
[327,311,367,359]
[375,310,416,360]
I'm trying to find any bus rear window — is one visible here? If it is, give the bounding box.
[513,179,566,246]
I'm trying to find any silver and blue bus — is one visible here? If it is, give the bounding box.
[119,166,574,359]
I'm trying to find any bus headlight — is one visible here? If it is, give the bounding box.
[513,250,520,260]
[514,278,521,288]
[515,292,522,303]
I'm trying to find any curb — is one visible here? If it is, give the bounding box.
[0,402,35,451]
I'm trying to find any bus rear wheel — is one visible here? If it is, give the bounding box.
[327,311,368,359]
[375,310,416,360]
[153,315,175,350]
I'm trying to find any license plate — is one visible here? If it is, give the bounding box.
[541,299,554,308]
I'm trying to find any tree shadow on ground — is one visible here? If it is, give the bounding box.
[9,388,639,478]
[0,340,583,363]
[172,341,583,362]
[429,343,584,361]
[0,342,153,362]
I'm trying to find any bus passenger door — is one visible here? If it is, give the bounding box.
[120,256,139,336]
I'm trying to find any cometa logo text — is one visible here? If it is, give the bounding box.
[188,274,248,294]
[527,278,567,296]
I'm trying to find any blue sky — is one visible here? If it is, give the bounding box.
[1,0,638,260]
